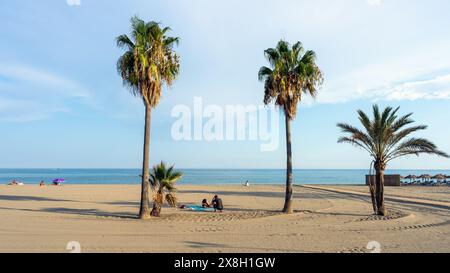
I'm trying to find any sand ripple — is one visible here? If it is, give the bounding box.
[153,210,280,223]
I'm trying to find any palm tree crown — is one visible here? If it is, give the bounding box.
[258,40,323,118]
[116,16,180,107]
[150,162,183,209]
[337,105,449,165]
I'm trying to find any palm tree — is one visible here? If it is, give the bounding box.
[116,16,180,219]
[337,105,448,216]
[150,162,183,217]
[258,40,323,213]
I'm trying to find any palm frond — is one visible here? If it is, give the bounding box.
[264,48,280,67]
[116,16,180,108]
[165,193,177,207]
[258,66,273,81]
[116,34,134,50]
[338,105,449,165]
[390,113,414,132]
[386,138,449,161]
[338,137,376,157]
[148,161,183,210]
[259,40,323,119]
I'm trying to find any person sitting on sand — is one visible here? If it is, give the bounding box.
[8,180,23,186]
[39,181,45,187]
[202,199,211,208]
[211,195,223,213]
[8,180,18,186]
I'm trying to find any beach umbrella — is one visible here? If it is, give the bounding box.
[404,175,418,183]
[405,175,417,180]
[419,174,432,181]
[52,178,65,184]
[432,174,446,181]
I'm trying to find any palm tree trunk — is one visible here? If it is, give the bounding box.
[375,162,386,216]
[151,201,161,217]
[282,114,294,214]
[368,175,377,214]
[139,105,152,220]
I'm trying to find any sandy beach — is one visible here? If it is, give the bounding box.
[0,184,449,253]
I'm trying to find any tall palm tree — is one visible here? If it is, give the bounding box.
[258,40,323,213]
[337,105,448,216]
[116,16,180,219]
[150,162,183,217]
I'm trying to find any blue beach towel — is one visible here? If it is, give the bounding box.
[184,205,214,212]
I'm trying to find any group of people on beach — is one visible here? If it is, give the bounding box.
[7,180,24,186]
[202,195,224,213]
[179,195,224,213]
[7,180,63,186]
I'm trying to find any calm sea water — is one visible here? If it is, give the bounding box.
[1,169,449,185]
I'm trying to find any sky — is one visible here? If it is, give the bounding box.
[0,0,449,169]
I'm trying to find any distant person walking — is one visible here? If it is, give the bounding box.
[212,195,223,213]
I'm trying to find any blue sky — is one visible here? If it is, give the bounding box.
[1,0,449,169]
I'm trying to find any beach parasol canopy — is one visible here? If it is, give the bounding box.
[404,175,418,179]
[52,178,65,183]
[432,174,446,180]
[419,174,432,181]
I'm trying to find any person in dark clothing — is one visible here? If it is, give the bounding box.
[211,195,223,213]
[202,199,211,208]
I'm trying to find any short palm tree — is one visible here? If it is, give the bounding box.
[150,162,183,217]
[116,16,180,219]
[258,40,323,214]
[337,105,448,216]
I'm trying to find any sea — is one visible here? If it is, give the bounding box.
[1,169,449,185]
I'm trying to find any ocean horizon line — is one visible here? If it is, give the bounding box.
[1,168,449,171]
[2,169,449,186]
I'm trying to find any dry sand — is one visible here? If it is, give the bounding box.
[0,184,449,253]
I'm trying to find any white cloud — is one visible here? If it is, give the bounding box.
[372,74,450,101]
[0,97,69,122]
[0,63,91,122]
[316,72,450,104]
[66,0,81,6]
[367,0,382,6]
[316,40,450,104]
[0,64,90,98]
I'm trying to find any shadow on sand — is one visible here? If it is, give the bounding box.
[0,195,75,202]
[0,206,137,220]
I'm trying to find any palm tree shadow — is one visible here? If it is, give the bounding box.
[0,206,137,220]
[103,201,140,207]
[185,241,228,249]
[311,211,370,217]
[40,207,137,219]
[0,195,75,202]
